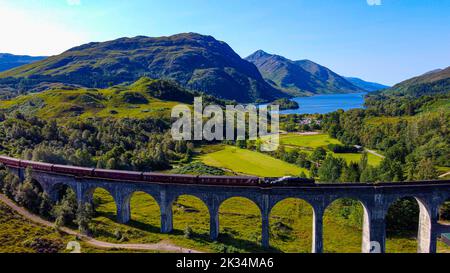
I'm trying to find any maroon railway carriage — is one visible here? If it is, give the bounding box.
[52,164,94,177]
[20,159,53,172]
[93,168,143,181]
[143,172,197,184]
[198,175,260,186]
[0,156,20,167]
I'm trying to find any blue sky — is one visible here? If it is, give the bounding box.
[0,0,449,85]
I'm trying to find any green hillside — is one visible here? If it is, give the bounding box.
[373,66,450,98]
[0,77,203,120]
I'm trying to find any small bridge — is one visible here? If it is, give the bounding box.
[1,156,450,253]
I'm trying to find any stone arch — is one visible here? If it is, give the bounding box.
[269,197,314,252]
[124,191,161,232]
[384,195,432,253]
[48,182,76,202]
[172,194,210,238]
[218,195,263,213]
[85,186,118,221]
[26,176,45,193]
[218,196,263,250]
[438,197,450,253]
[439,197,450,223]
[322,197,369,253]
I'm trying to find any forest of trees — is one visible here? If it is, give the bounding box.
[0,113,195,172]
[320,104,448,182]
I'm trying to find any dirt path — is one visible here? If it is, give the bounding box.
[364,148,385,159]
[0,193,202,253]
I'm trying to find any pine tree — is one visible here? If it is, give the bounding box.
[415,158,438,180]
[76,202,94,234]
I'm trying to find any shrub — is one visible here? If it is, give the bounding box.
[23,238,64,253]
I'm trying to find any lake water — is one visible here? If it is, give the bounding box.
[280,92,367,114]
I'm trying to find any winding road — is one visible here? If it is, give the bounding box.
[0,193,202,253]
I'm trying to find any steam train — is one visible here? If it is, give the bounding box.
[0,155,315,187]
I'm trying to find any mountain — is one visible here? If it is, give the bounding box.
[245,50,364,96]
[376,66,450,97]
[344,77,389,92]
[0,53,46,72]
[0,33,286,103]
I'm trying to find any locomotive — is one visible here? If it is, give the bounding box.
[0,155,315,187]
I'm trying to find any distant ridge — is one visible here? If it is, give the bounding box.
[0,53,46,72]
[245,50,365,96]
[376,66,450,97]
[344,77,389,92]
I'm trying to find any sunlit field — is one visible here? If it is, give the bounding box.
[199,145,308,177]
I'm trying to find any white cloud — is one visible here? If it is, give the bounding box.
[367,0,382,6]
[67,0,81,6]
[0,5,88,56]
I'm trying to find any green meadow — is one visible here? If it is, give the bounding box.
[199,145,308,177]
[280,133,341,148]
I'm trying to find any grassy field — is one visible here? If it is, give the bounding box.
[0,202,67,253]
[199,145,308,177]
[280,133,341,148]
[89,189,450,253]
[280,133,382,166]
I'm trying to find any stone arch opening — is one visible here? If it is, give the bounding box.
[385,196,429,253]
[50,183,73,202]
[219,197,262,251]
[438,197,450,253]
[126,191,161,232]
[89,187,117,221]
[323,198,368,253]
[439,198,450,224]
[172,195,209,239]
[269,198,314,253]
[27,177,44,193]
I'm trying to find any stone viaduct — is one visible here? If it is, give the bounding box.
[2,156,450,253]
